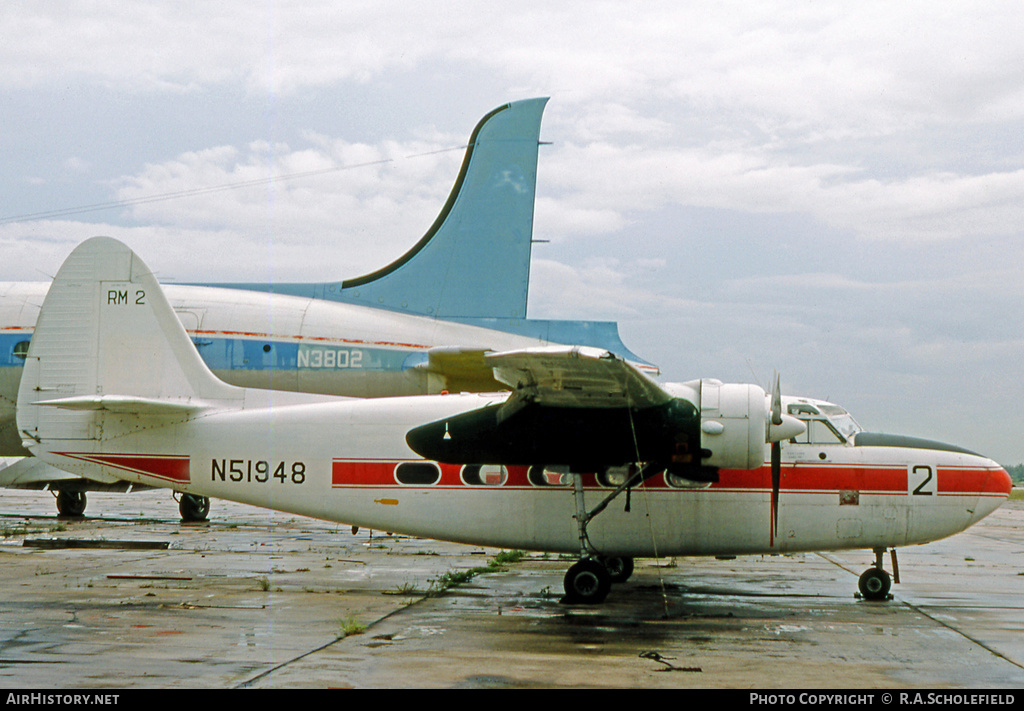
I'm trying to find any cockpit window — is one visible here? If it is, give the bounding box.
[788,403,820,417]
[787,402,862,445]
[817,404,846,416]
[798,419,846,445]
[826,413,862,440]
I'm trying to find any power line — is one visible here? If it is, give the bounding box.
[1,144,469,226]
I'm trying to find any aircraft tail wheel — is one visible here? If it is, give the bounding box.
[858,567,892,601]
[563,559,612,604]
[598,556,635,584]
[56,491,87,518]
[179,494,210,522]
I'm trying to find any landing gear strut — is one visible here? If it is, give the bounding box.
[561,467,655,604]
[858,547,898,601]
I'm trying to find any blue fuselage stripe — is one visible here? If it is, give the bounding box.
[0,333,415,372]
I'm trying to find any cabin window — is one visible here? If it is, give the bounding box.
[664,470,713,489]
[12,340,30,360]
[394,462,441,486]
[461,465,508,486]
[528,465,571,487]
[597,465,634,488]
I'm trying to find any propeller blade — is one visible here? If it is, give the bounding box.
[771,371,783,426]
[771,440,781,546]
[768,372,793,547]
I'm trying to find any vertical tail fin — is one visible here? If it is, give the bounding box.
[217,97,549,319]
[17,237,240,447]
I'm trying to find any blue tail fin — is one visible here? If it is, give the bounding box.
[220,97,548,319]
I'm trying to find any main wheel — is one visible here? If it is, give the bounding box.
[56,491,87,518]
[563,559,612,604]
[179,494,210,522]
[599,556,635,583]
[858,567,892,601]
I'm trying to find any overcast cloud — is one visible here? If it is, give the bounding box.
[2,1,1023,464]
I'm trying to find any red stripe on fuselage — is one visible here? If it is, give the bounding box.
[55,452,191,484]
[717,465,906,494]
[331,459,1003,496]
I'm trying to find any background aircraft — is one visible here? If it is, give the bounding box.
[0,98,651,518]
[16,237,1012,604]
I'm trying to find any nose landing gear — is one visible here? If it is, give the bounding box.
[857,547,898,601]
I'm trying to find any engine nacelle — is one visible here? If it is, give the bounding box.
[696,381,768,470]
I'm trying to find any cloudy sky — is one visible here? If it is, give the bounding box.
[3,2,1023,465]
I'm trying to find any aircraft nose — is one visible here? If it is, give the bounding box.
[967,457,1012,524]
[853,432,1011,532]
[981,462,1012,499]
[983,465,1007,497]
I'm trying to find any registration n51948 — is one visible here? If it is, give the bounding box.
[211,459,307,484]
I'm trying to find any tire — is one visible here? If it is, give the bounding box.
[179,494,210,522]
[858,567,892,601]
[599,556,635,583]
[563,559,612,604]
[56,491,86,518]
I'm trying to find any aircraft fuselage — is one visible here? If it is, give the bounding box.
[31,390,1010,558]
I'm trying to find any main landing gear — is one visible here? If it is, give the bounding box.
[177,493,211,522]
[562,467,655,604]
[563,556,636,605]
[564,559,612,604]
[857,547,898,601]
[48,487,210,522]
[55,490,87,518]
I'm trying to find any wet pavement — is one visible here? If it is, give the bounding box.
[1,488,1022,689]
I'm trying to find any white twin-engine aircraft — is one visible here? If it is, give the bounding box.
[17,238,1012,604]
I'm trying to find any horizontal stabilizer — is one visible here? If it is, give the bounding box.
[0,456,123,486]
[33,395,209,415]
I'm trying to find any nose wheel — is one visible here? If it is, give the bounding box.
[857,567,892,600]
[857,547,897,601]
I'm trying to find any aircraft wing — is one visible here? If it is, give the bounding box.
[486,346,672,409]
[414,345,667,402]
[405,346,686,469]
[416,346,503,393]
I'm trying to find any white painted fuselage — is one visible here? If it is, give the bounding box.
[32,389,1010,559]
